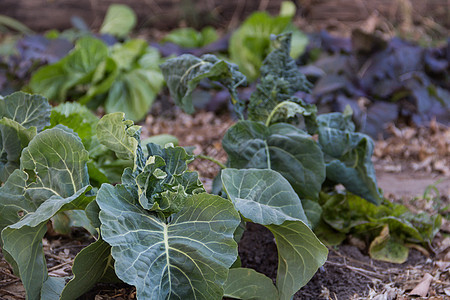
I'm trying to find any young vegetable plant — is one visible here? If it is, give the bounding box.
[160,31,440,266]
[91,113,326,300]
[29,36,164,121]
[161,32,383,207]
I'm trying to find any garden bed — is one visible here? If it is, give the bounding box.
[0,104,448,299]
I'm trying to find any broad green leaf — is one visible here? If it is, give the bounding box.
[77,57,119,106]
[162,26,218,48]
[10,186,92,229]
[221,168,327,300]
[317,111,355,158]
[97,186,240,300]
[63,37,108,79]
[229,11,304,81]
[49,102,122,186]
[0,118,36,183]
[221,168,308,225]
[267,221,328,300]
[160,54,246,116]
[61,238,115,299]
[29,62,70,101]
[0,92,51,131]
[1,223,47,300]
[105,68,164,121]
[317,112,382,204]
[0,92,51,182]
[369,226,409,263]
[100,4,136,38]
[96,112,139,161]
[223,121,325,200]
[223,268,278,300]
[20,126,90,200]
[85,199,101,229]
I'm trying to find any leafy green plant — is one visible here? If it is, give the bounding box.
[317,192,441,263]
[29,37,164,121]
[161,31,443,267]
[162,26,218,48]
[229,1,308,81]
[162,32,381,206]
[160,53,246,117]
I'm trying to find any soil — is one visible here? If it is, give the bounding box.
[238,222,433,299]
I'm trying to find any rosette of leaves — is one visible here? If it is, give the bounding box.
[92,113,241,299]
[30,37,164,121]
[93,115,328,299]
[0,91,51,183]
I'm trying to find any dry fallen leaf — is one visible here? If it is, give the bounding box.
[435,261,450,271]
[409,273,433,297]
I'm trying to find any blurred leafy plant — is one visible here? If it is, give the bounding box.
[229,1,308,81]
[30,37,164,121]
[162,26,218,48]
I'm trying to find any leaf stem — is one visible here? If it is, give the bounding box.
[195,154,227,169]
[265,102,284,127]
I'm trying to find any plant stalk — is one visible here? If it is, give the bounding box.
[196,154,227,169]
